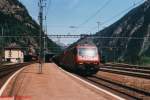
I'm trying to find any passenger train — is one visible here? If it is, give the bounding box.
[53,40,101,76]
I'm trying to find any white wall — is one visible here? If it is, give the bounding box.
[5,49,24,63]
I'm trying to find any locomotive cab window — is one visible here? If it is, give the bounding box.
[78,48,97,57]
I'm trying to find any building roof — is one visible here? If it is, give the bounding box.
[5,43,22,50]
[5,47,22,50]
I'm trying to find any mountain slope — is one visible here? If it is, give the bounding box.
[94,0,150,64]
[0,0,61,55]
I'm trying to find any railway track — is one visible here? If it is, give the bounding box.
[100,64,150,79]
[0,63,31,78]
[104,63,150,70]
[0,63,32,88]
[86,75,150,100]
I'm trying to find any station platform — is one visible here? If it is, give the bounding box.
[1,63,119,100]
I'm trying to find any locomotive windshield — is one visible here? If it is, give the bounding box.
[78,48,97,57]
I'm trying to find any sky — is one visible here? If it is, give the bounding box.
[20,0,145,45]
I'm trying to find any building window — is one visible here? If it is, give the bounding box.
[9,50,12,58]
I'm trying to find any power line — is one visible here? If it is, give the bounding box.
[97,21,101,32]
[1,35,150,40]
[77,0,112,28]
[85,0,144,33]
[102,0,144,25]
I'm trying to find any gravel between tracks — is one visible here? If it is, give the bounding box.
[97,71,150,99]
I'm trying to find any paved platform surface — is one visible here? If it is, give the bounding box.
[1,63,114,100]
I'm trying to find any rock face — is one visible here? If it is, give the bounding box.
[94,0,150,64]
[0,0,61,55]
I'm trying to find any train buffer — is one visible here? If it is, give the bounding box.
[0,63,123,100]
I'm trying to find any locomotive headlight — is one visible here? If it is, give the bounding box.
[79,62,83,64]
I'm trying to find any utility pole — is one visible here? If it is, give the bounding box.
[0,26,5,63]
[2,27,4,53]
[38,0,46,73]
[97,21,103,58]
[44,12,49,60]
[97,21,100,32]
[43,30,46,63]
[1,27,4,59]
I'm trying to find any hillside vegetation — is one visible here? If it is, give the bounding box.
[0,0,61,56]
[94,0,150,65]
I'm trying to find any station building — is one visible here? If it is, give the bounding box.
[4,47,24,63]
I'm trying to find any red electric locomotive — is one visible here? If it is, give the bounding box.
[58,40,100,76]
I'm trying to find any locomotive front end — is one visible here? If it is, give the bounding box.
[77,46,100,65]
[75,45,100,75]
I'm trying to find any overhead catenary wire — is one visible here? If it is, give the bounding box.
[42,0,111,34]
[76,0,112,29]
[102,0,144,25]
[85,0,145,34]
[1,35,150,40]
[41,0,145,35]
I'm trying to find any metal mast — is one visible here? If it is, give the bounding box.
[38,0,45,73]
[97,21,100,32]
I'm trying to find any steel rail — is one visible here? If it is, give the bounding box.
[86,75,150,100]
